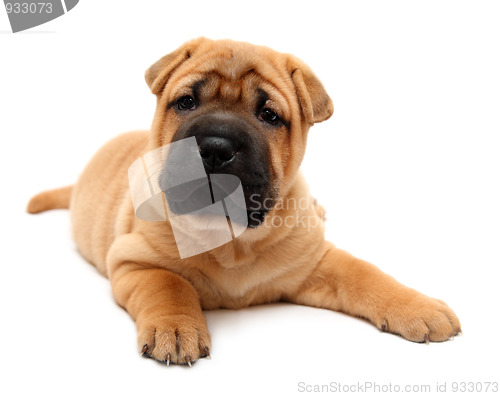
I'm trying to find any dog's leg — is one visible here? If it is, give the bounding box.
[107,235,211,365]
[287,243,461,342]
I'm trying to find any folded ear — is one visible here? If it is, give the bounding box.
[290,59,333,125]
[145,38,206,95]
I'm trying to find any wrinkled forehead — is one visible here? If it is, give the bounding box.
[165,47,292,118]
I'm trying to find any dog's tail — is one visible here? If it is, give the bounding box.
[27,185,73,214]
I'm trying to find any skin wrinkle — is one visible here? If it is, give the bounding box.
[169,71,290,124]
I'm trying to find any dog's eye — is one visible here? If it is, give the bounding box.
[259,108,280,125]
[177,95,196,110]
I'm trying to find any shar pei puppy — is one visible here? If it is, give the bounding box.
[28,37,461,366]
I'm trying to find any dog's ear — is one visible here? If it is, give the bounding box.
[289,57,333,124]
[145,38,206,95]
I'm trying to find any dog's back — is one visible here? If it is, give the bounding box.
[28,131,148,276]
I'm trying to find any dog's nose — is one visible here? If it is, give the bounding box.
[198,136,236,171]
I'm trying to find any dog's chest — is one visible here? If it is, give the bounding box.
[183,257,290,309]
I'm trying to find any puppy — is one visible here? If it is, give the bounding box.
[28,37,461,366]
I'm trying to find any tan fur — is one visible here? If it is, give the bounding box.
[28,38,460,365]
[27,185,73,214]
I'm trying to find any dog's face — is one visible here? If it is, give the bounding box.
[145,38,333,228]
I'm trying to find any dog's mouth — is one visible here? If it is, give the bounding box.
[162,174,271,228]
[163,178,212,212]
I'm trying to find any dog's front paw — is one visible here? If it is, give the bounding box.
[376,292,461,343]
[137,314,211,365]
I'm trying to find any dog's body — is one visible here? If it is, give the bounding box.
[28,38,460,366]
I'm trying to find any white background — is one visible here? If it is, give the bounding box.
[1,1,499,395]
